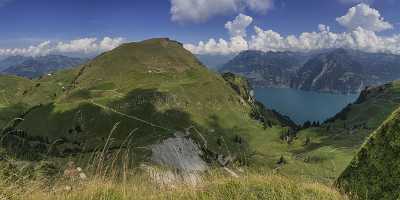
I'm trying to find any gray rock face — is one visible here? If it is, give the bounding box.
[141,164,203,186]
[150,136,208,172]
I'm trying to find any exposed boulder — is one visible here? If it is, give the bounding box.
[150,135,208,172]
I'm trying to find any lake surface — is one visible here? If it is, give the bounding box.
[254,87,359,124]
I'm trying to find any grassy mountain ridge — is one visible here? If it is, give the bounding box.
[0,75,33,106]
[280,81,400,183]
[0,68,81,126]
[0,75,34,129]
[0,38,294,167]
[336,107,400,199]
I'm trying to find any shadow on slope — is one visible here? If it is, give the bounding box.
[0,89,186,160]
[1,88,251,165]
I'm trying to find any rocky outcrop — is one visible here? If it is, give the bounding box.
[150,135,208,172]
[149,133,208,186]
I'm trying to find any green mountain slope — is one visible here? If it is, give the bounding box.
[336,107,400,200]
[222,72,297,128]
[0,75,33,127]
[283,81,400,182]
[0,75,33,106]
[0,38,294,166]
[0,68,81,127]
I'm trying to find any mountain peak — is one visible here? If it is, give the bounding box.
[120,38,183,49]
[73,38,206,89]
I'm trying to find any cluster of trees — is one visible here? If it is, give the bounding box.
[301,121,320,129]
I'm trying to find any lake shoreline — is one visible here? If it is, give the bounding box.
[254,87,359,124]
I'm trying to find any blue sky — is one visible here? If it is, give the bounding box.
[0,0,399,56]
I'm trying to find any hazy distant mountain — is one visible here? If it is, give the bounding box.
[293,49,400,94]
[222,49,400,94]
[196,54,235,70]
[0,55,29,71]
[0,55,88,78]
[220,50,310,88]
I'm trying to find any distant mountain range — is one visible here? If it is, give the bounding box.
[220,50,310,88]
[196,54,235,70]
[221,49,400,94]
[0,55,88,78]
[0,55,27,71]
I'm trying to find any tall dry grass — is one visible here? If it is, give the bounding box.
[5,170,346,200]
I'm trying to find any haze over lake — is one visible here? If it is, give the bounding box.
[254,87,359,124]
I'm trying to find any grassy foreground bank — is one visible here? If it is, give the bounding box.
[1,168,346,200]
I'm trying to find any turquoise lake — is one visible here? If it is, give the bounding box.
[254,87,359,124]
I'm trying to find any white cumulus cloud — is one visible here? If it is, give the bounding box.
[184,6,400,55]
[225,13,253,37]
[0,37,125,57]
[184,14,253,55]
[336,3,393,32]
[170,0,273,23]
[184,36,248,55]
[248,25,400,54]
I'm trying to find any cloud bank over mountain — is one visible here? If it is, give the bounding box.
[2,2,398,57]
[0,37,124,57]
[184,3,400,55]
